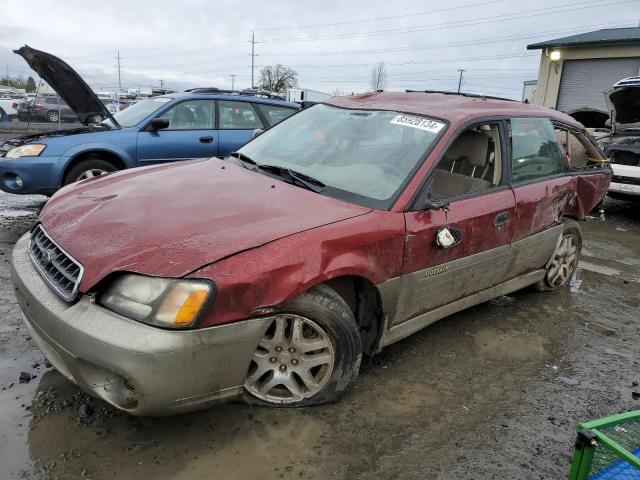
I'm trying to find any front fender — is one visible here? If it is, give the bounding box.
[189,210,406,327]
[62,143,135,168]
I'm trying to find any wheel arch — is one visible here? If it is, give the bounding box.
[321,275,385,356]
[61,149,127,184]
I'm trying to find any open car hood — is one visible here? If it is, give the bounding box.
[605,80,640,132]
[14,45,118,127]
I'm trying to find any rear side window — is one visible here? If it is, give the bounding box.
[219,101,264,130]
[45,98,58,104]
[510,117,564,183]
[256,104,296,126]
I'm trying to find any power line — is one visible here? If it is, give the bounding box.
[259,19,632,57]
[255,52,538,70]
[258,0,633,43]
[255,0,507,31]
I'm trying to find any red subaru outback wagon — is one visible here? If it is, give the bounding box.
[11,92,611,415]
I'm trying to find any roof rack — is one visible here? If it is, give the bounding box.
[405,89,517,102]
[184,87,286,100]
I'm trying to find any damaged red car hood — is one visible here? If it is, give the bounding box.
[38,158,371,290]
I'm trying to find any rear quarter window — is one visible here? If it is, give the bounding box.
[510,117,565,183]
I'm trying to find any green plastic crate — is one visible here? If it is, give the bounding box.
[569,411,640,480]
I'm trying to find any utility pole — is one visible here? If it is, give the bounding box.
[457,69,465,93]
[117,51,122,92]
[230,74,236,90]
[6,65,9,88]
[250,31,256,89]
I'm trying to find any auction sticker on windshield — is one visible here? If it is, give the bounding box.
[390,114,445,133]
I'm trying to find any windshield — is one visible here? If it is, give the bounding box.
[103,97,172,127]
[237,104,446,208]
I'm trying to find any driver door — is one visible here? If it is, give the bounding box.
[136,99,218,165]
[394,122,516,325]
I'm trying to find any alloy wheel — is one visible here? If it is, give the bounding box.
[245,314,335,404]
[76,169,108,181]
[546,233,579,288]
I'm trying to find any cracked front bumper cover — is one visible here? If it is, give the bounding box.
[10,233,270,415]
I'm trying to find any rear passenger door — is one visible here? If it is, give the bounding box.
[216,100,265,156]
[395,121,516,325]
[508,117,573,277]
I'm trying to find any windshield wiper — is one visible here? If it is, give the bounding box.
[259,164,325,193]
[227,153,325,192]
[228,151,258,169]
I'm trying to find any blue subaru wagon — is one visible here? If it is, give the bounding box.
[0,46,300,195]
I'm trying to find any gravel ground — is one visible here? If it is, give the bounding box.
[0,189,638,480]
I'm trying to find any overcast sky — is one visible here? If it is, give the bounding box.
[1,0,639,99]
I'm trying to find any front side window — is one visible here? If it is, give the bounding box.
[160,100,214,130]
[510,117,564,183]
[237,104,446,207]
[256,104,296,126]
[429,123,503,200]
[219,101,264,130]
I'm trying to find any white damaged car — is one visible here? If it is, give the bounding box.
[598,76,640,202]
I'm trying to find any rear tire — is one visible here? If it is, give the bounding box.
[243,285,362,407]
[533,219,582,291]
[63,157,117,185]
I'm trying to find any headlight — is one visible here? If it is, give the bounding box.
[5,144,46,159]
[99,274,213,329]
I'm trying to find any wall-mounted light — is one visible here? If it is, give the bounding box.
[549,50,561,61]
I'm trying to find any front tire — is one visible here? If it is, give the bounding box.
[63,158,117,185]
[47,110,59,122]
[534,219,582,291]
[244,285,362,407]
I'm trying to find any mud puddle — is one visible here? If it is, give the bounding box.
[0,194,639,479]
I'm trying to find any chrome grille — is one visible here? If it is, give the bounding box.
[29,225,84,302]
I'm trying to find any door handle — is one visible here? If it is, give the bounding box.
[199,136,214,143]
[494,212,509,227]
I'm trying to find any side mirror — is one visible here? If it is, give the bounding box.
[150,118,170,130]
[422,199,450,211]
[251,128,264,139]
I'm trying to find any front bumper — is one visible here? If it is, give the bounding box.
[10,233,270,415]
[609,164,640,197]
[0,155,63,195]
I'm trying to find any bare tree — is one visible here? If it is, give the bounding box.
[258,65,298,94]
[330,88,345,97]
[369,61,388,91]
